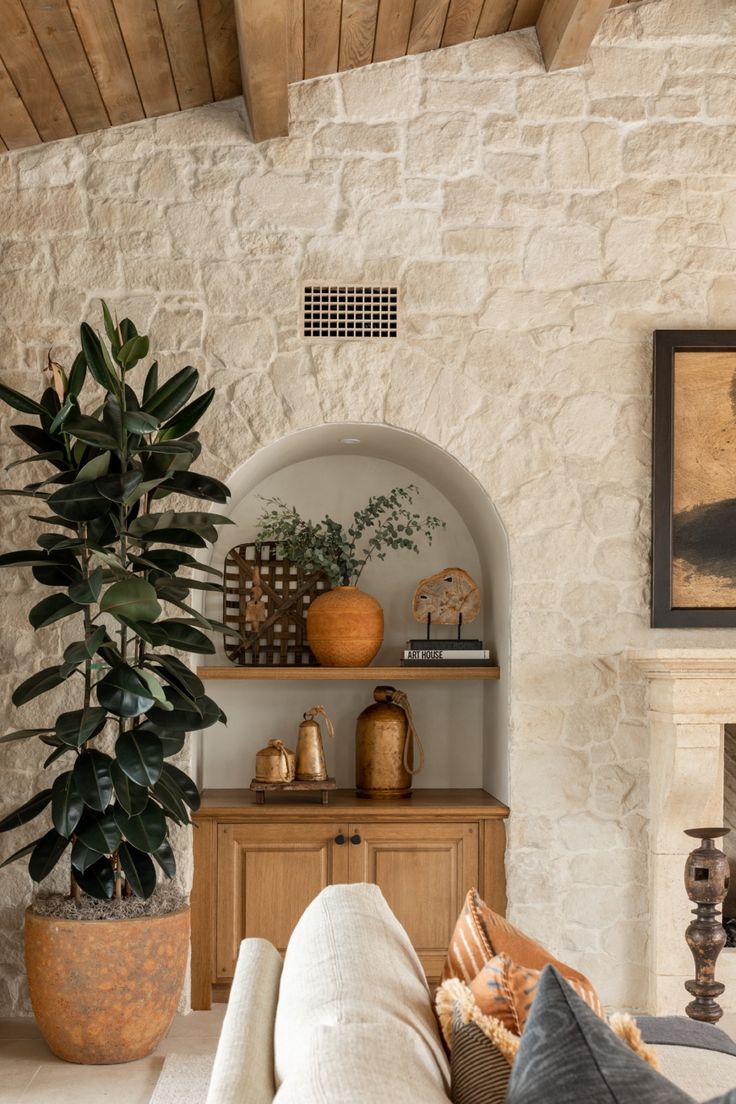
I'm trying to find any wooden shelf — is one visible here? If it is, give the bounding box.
[197,787,509,818]
[196,665,500,681]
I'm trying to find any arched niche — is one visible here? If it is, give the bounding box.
[196,422,510,802]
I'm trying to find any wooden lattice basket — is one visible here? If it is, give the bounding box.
[222,541,331,666]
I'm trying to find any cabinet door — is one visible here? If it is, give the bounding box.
[348,820,478,981]
[216,822,349,980]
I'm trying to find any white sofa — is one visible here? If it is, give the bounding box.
[205,883,736,1104]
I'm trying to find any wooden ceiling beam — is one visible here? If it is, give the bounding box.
[536,0,611,70]
[234,0,289,142]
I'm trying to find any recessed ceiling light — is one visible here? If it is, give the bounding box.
[339,437,361,445]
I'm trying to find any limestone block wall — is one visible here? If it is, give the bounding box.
[0,0,735,1014]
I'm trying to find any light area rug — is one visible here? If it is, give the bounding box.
[149,1053,214,1104]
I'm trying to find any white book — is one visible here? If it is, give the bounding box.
[403,649,490,660]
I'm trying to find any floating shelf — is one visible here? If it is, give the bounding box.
[196,665,500,681]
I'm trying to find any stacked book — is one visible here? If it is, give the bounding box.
[400,639,492,667]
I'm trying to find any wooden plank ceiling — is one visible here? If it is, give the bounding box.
[0,0,643,151]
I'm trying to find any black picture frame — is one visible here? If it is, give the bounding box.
[652,329,736,627]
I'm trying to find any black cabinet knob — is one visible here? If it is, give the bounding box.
[351,833,362,845]
[334,834,346,845]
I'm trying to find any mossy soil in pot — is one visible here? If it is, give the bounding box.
[31,884,187,921]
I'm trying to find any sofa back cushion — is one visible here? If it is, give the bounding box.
[274,883,450,1098]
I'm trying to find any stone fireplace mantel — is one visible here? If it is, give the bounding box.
[629,649,736,1014]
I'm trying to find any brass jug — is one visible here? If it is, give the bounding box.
[254,739,295,783]
[355,686,424,799]
[295,705,335,782]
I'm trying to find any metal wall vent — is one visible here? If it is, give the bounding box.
[303,285,398,339]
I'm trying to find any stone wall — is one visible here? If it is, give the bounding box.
[1,0,735,1014]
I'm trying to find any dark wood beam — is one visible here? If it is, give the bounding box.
[536,0,611,70]
[234,0,289,142]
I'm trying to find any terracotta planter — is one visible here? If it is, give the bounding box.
[25,906,189,1064]
[307,586,384,667]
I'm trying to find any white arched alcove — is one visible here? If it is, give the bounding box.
[195,422,510,802]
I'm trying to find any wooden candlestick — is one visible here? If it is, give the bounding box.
[684,826,730,1024]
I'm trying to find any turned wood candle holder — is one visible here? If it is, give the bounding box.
[684,827,730,1024]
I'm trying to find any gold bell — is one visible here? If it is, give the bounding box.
[254,739,295,783]
[295,705,335,782]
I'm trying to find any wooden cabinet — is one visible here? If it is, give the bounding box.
[192,789,508,1009]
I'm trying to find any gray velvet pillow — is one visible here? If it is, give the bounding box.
[506,966,736,1104]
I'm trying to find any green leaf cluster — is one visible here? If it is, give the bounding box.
[0,302,232,901]
[255,485,445,588]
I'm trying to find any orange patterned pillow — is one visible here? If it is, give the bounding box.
[443,889,605,1022]
[467,953,539,1034]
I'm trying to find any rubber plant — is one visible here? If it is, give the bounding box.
[0,302,232,902]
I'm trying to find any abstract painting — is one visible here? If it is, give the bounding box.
[652,331,736,627]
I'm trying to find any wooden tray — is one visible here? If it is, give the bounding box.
[249,777,337,805]
[223,540,331,666]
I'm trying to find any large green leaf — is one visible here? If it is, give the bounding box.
[0,789,52,832]
[161,763,200,811]
[75,810,120,853]
[158,731,186,757]
[130,527,208,549]
[28,592,82,630]
[51,772,84,838]
[96,470,142,503]
[48,393,78,435]
[80,322,120,396]
[116,728,163,786]
[129,510,231,543]
[154,619,215,655]
[75,451,111,483]
[0,381,46,416]
[102,394,123,449]
[55,706,108,748]
[102,300,118,349]
[155,468,229,503]
[60,627,106,677]
[129,549,222,577]
[123,410,158,434]
[111,760,148,816]
[146,686,203,732]
[100,578,161,623]
[142,361,158,406]
[114,801,167,853]
[147,653,205,701]
[29,829,69,882]
[6,450,65,472]
[116,616,169,646]
[62,412,120,450]
[135,668,172,709]
[119,841,156,898]
[118,335,149,369]
[71,837,104,873]
[143,365,198,420]
[0,550,61,569]
[12,666,65,707]
[152,774,189,825]
[11,424,63,462]
[73,749,114,811]
[67,351,87,397]
[159,389,214,440]
[153,839,176,878]
[73,857,115,900]
[0,837,44,870]
[68,567,103,605]
[96,665,156,717]
[48,480,113,522]
[0,727,52,745]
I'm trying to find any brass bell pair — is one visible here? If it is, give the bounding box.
[254,705,334,784]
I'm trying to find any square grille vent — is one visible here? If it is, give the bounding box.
[303,285,398,339]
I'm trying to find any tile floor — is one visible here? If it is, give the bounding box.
[2,1006,736,1102]
[0,1004,226,1104]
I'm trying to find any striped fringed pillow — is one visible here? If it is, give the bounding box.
[442,890,494,984]
[436,978,519,1104]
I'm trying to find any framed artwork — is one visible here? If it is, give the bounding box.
[652,330,736,627]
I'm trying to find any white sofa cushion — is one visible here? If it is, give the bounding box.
[274,1022,453,1104]
[205,938,283,1104]
[274,883,450,1098]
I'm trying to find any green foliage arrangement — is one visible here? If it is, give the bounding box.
[255,485,445,588]
[0,303,233,901]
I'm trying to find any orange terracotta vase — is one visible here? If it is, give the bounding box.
[25,906,189,1064]
[307,586,384,667]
